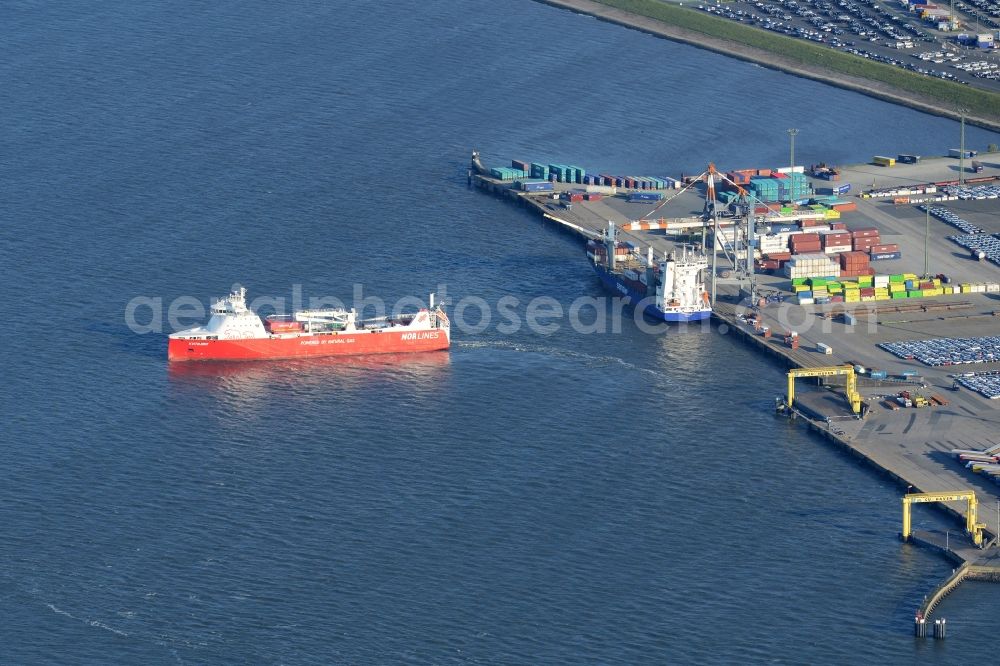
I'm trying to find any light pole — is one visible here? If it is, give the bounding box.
[959,108,968,186]
[924,205,930,278]
[946,529,950,552]
[787,128,799,171]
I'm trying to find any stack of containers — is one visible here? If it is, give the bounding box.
[789,232,822,255]
[873,275,890,300]
[852,228,881,253]
[530,163,550,180]
[727,169,754,185]
[870,243,902,260]
[844,282,861,303]
[830,200,857,212]
[839,251,872,278]
[800,217,827,228]
[821,230,853,254]
[783,253,841,279]
[889,274,907,299]
[547,165,586,184]
[491,167,529,181]
[785,172,810,201]
[922,278,944,297]
[809,278,832,304]
[750,176,779,202]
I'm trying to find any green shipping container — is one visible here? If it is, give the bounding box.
[907,290,923,298]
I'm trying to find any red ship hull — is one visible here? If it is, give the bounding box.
[168,329,449,362]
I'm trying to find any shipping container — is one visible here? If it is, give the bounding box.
[873,156,896,167]
[627,192,663,202]
[949,148,978,159]
[518,180,555,192]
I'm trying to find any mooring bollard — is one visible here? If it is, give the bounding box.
[933,618,947,639]
[914,617,927,638]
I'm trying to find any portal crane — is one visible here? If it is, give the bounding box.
[785,365,863,415]
[901,490,985,547]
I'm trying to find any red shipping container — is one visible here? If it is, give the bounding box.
[790,233,821,242]
[870,243,899,253]
[833,202,857,212]
[860,287,876,297]
[801,219,825,227]
[765,252,792,261]
[829,222,847,230]
[851,227,879,238]
[839,251,871,267]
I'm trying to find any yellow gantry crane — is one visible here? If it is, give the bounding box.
[786,365,862,414]
[901,490,985,546]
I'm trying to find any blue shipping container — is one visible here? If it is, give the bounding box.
[835,184,851,194]
[627,192,663,202]
[520,180,554,192]
[871,252,902,261]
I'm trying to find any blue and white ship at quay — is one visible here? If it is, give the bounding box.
[587,222,712,323]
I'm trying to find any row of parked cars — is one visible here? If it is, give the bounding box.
[919,205,986,234]
[698,0,1000,87]
[880,336,1000,367]
[949,232,1000,263]
[954,370,1000,399]
[940,183,1000,200]
[956,0,1000,30]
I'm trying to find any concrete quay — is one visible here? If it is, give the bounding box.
[473,152,1000,618]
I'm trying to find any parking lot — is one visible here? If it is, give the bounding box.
[696,0,1000,91]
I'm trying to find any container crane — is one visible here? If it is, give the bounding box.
[783,365,864,416]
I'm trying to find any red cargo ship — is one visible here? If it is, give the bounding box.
[168,287,450,362]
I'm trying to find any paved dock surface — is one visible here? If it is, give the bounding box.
[476,153,1000,562]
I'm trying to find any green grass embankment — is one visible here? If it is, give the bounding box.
[592,0,1000,122]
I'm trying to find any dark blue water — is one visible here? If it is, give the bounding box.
[3,1,999,663]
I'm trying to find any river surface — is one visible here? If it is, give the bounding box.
[3,1,1000,663]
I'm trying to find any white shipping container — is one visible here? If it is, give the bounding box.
[817,342,833,354]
